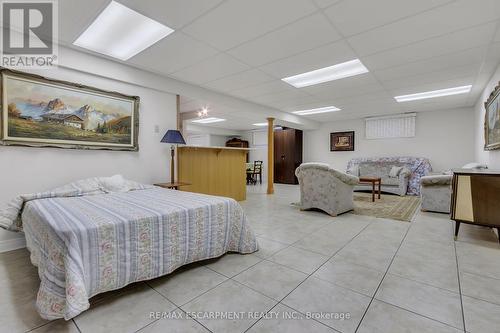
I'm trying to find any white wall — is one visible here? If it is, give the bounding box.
[474,63,500,169]
[242,130,268,182]
[0,51,177,252]
[304,108,475,172]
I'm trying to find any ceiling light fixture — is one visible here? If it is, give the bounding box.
[73,1,174,61]
[192,117,226,124]
[197,107,209,118]
[252,123,268,127]
[282,59,369,88]
[394,85,472,102]
[292,106,341,115]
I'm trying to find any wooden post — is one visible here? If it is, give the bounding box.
[267,117,275,194]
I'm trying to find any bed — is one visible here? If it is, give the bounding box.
[0,177,258,320]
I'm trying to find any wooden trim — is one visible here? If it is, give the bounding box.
[267,117,274,194]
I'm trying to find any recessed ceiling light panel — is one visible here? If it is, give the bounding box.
[192,117,226,124]
[282,59,369,88]
[252,123,268,127]
[394,85,472,102]
[292,106,341,115]
[73,1,174,61]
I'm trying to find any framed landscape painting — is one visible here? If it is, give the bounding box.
[485,81,500,151]
[330,131,355,151]
[0,69,139,151]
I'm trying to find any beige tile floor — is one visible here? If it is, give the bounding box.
[1,184,500,333]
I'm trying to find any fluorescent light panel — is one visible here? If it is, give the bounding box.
[292,106,341,115]
[282,59,369,88]
[394,85,472,102]
[253,122,268,126]
[192,117,226,124]
[73,1,174,61]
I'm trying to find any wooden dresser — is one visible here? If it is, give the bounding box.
[451,169,500,242]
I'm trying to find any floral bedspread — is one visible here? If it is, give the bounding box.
[21,187,258,320]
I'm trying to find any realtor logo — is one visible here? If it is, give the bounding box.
[1,0,58,68]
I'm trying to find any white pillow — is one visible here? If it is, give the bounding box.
[99,175,131,193]
[389,166,403,178]
[462,162,488,169]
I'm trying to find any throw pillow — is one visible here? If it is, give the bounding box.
[389,166,403,178]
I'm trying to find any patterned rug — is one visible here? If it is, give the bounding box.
[352,192,421,222]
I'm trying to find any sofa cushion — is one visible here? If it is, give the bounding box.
[389,166,403,178]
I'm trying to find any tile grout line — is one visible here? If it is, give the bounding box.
[243,219,375,332]
[142,281,215,333]
[453,240,467,332]
[353,218,413,332]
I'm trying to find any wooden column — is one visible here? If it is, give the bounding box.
[267,117,275,194]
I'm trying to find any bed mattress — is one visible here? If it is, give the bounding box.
[21,187,258,320]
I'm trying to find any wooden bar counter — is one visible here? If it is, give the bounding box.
[177,146,249,201]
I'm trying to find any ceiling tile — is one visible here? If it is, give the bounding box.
[170,53,249,84]
[301,73,381,97]
[181,0,317,50]
[380,67,479,91]
[129,32,218,74]
[58,0,108,43]
[259,40,356,78]
[312,0,342,9]
[400,96,471,112]
[227,13,341,67]
[495,25,500,42]
[347,0,500,56]
[229,80,295,98]
[251,89,312,105]
[372,46,487,82]
[118,0,224,29]
[203,69,274,93]
[387,77,475,96]
[361,22,497,71]
[325,0,452,37]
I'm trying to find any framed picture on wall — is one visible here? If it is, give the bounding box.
[484,81,500,151]
[330,131,355,151]
[0,68,139,151]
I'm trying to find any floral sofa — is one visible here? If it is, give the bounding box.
[295,163,359,216]
[347,157,432,195]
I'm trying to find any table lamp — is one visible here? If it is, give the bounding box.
[161,130,186,183]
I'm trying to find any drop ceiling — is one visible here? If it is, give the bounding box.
[53,0,500,127]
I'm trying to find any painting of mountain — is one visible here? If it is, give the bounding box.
[1,69,139,151]
[485,82,500,150]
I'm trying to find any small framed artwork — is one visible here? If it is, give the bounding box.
[330,131,355,151]
[484,81,500,151]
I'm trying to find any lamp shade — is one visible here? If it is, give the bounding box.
[161,130,186,144]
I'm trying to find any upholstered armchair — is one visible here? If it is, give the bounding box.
[295,163,359,216]
[420,163,488,213]
[420,175,452,213]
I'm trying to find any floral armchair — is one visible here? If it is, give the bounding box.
[295,163,359,216]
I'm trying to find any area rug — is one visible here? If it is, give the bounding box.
[352,192,421,222]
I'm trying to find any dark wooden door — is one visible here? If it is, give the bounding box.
[274,130,285,183]
[274,129,302,184]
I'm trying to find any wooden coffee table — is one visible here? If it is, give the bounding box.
[359,177,381,202]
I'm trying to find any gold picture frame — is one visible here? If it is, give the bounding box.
[484,81,500,151]
[0,68,139,151]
